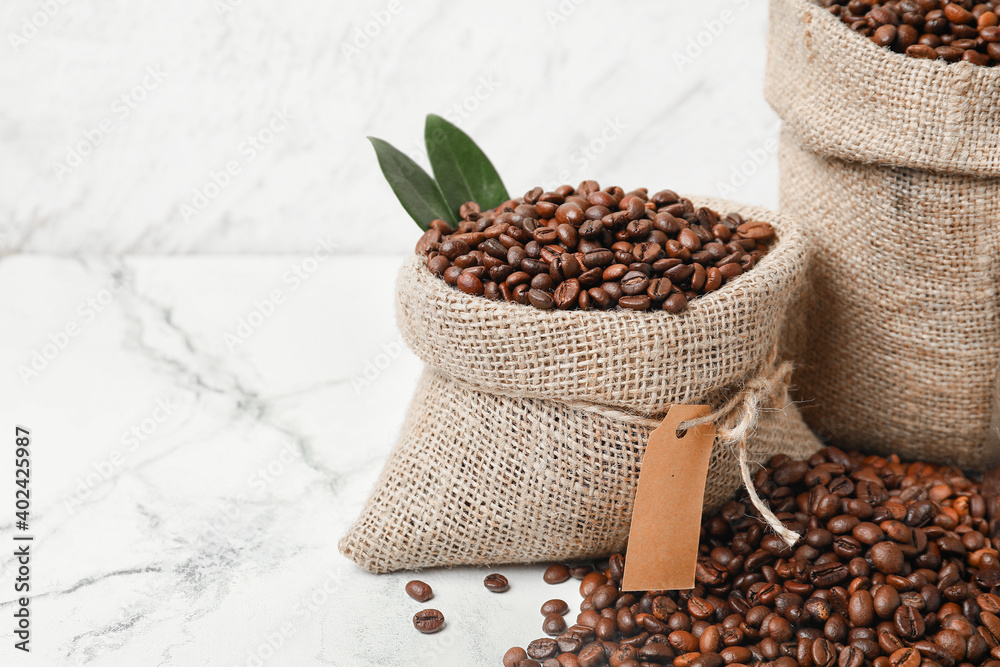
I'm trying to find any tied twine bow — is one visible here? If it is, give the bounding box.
[675,357,801,548]
[566,350,801,548]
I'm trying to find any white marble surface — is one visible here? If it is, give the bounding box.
[1,0,780,254]
[0,254,604,665]
[0,1,785,663]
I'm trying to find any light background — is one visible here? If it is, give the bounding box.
[1,1,786,665]
[1,0,779,255]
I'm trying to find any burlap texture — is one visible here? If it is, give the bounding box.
[765,0,1000,178]
[340,198,822,574]
[767,0,1000,468]
[777,133,1000,469]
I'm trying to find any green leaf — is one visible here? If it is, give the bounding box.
[425,114,509,217]
[368,136,456,230]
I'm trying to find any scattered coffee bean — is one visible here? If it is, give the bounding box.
[404,579,432,602]
[543,564,570,585]
[540,599,569,616]
[417,182,774,311]
[412,609,444,634]
[484,573,509,593]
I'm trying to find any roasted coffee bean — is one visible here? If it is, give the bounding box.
[545,564,571,585]
[832,0,1000,65]
[541,599,570,617]
[504,646,529,667]
[456,272,484,296]
[875,585,903,619]
[554,279,582,310]
[543,614,568,636]
[849,590,875,627]
[413,609,445,634]
[405,580,433,602]
[528,289,555,310]
[485,573,510,593]
[871,542,905,574]
[418,183,774,310]
[895,605,925,640]
[527,638,558,660]
[889,647,921,667]
[619,295,652,311]
[663,293,688,313]
[503,448,999,667]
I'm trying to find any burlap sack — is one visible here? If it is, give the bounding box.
[765,0,1000,469]
[340,198,821,574]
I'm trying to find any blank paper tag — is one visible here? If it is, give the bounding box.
[622,404,716,592]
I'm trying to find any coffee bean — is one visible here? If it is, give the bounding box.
[849,590,875,627]
[549,254,581,282]
[579,572,607,597]
[554,279,581,309]
[831,0,1000,65]
[543,614,567,636]
[875,584,903,619]
[405,580,433,602]
[456,272,484,296]
[620,271,650,296]
[527,638,558,660]
[871,542,905,574]
[413,609,445,634]
[541,599,570,616]
[663,293,688,313]
[418,184,774,310]
[485,573,510,593]
[544,564,570,585]
[528,289,554,310]
[888,647,920,667]
[895,605,925,640]
[619,295,652,311]
[503,448,1000,667]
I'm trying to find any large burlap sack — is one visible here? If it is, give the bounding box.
[340,198,821,574]
[765,0,1000,469]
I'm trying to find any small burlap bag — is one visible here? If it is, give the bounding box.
[765,0,1000,469]
[340,198,821,574]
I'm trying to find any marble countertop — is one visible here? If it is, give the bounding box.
[1,1,787,663]
[1,254,592,666]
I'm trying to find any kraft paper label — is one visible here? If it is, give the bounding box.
[622,404,716,592]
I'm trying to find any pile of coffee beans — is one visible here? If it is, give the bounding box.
[505,447,1000,667]
[415,181,774,313]
[826,0,1000,65]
